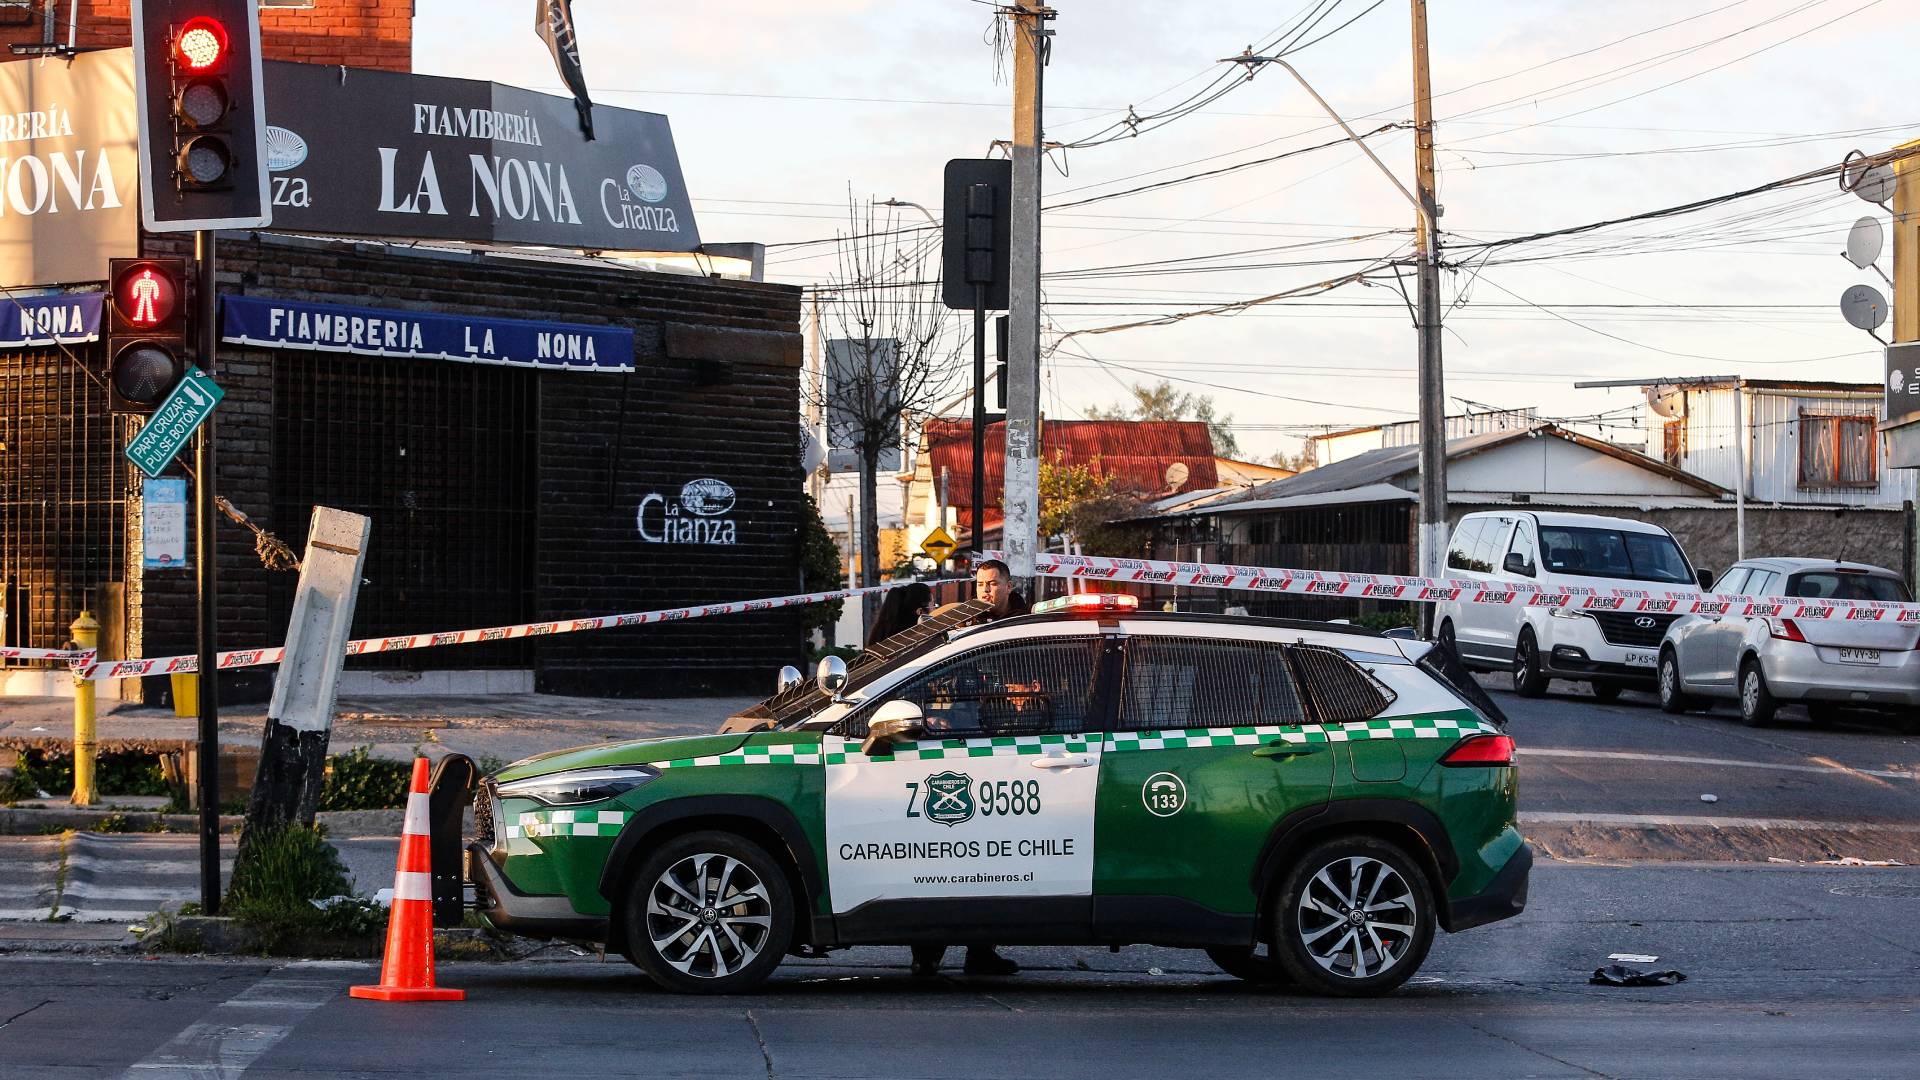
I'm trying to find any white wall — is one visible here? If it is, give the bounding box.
[1447,436,1706,497]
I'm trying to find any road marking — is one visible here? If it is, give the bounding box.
[1522,811,1920,832]
[1518,748,1917,781]
[122,969,336,1079]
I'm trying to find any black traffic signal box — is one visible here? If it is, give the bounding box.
[942,158,1012,311]
[106,257,190,412]
[130,0,271,232]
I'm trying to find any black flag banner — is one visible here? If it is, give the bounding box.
[536,0,595,141]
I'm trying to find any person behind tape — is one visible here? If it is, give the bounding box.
[909,559,1030,979]
[866,581,933,646]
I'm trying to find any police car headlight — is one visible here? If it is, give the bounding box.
[496,766,658,807]
[1548,606,1589,620]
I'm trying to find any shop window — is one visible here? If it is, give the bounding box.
[1799,413,1878,489]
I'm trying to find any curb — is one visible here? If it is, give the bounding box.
[0,807,407,837]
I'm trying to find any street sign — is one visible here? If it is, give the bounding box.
[125,367,225,479]
[920,526,958,562]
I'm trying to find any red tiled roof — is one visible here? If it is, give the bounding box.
[924,419,1217,510]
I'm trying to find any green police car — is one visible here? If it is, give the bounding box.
[462,593,1529,996]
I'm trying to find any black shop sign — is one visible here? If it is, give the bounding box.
[261,62,700,253]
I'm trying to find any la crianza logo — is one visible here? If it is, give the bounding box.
[639,479,738,545]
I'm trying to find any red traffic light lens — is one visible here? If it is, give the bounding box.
[174,16,227,71]
[112,262,180,329]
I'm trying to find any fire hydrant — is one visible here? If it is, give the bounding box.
[69,610,98,806]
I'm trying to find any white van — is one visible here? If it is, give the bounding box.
[1433,510,1709,700]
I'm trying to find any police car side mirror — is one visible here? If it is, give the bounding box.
[816,655,849,700]
[861,700,924,757]
[776,665,804,695]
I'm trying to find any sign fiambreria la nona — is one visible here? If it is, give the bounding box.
[0,50,700,288]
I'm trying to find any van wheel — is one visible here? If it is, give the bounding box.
[1271,836,1435,997]
[1512,631,1549,698]
[1657,650,1699,714]
[1436,620,1459,660]
[1205,943,1291,985]
[1738,660,1778,729]
[1590,681,1623,703]
[622,830,793,995]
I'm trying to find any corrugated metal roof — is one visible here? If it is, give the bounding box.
[924,419,1217,509]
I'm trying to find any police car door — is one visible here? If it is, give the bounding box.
[822,630,1109,937]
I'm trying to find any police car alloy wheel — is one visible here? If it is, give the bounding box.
[1272,836,1435,997]
[622,830,794,994]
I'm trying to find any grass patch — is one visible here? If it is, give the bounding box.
[318,746,412,812]
[7,750,170,799]
[226,824,382,953]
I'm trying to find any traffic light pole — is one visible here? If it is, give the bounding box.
[193,228,220,914]
[972,283,986,553]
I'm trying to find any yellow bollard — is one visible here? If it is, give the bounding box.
[69,610,99,807]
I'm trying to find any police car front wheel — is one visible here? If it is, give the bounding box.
[1272,836,1436,997]
[621,830,795,994]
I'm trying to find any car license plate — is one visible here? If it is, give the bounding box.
[1624,651,1657,667]
[1837,648,1881,665]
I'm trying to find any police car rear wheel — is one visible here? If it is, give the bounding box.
[623,830,793,994]
[1205,943,1291,985]
[1272,837,1434,997]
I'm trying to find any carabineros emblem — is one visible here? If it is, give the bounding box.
[922,771,976,826]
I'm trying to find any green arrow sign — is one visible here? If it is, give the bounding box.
[125,367,225,480]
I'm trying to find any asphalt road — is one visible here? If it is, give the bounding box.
[3,859,1916,1079]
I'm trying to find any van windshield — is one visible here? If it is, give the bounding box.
[1537,526,1693,585]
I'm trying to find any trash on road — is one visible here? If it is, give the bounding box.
[1590,963,1687,987]
[1699,794,1719,803]
[1607,953,1659,964]
[1816,856,1907,867]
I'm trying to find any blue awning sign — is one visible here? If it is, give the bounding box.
[220,294,634,372]
[0,291,105,347]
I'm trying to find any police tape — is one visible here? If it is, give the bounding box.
[69,582,902,682]
[985,550,1920,624]
[1,647,95,663]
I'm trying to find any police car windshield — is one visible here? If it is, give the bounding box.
[1537,526,1692,585]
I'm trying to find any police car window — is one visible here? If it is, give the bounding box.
[1118,637,1305,731]
[1290,643,1396,723]
[834,638,1102,739]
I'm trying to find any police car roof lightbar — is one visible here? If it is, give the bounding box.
[1033,592,1140,615]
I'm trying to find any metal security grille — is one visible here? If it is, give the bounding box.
[835,638,1101,739]
[1292,643,1395,722]
[268,351,537,669]
[1587,611,1678,648]
[0,343,130,655]
[1118,636,1305,730]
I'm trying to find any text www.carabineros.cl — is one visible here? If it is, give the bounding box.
[911,871,1036,885]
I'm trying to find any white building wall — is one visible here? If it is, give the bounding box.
[1653,387,1917,506]
[1447,437,1705,497]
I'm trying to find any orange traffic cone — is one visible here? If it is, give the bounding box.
[351,757,464,1002]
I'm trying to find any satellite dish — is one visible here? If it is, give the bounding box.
[1164,461,1191,490]
[1852,165,1897,206]
[1844,217,1884,269]
[1645,385,1684,419]
[1840,284,1888,332]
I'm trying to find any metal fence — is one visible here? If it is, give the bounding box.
[267,351,539,669]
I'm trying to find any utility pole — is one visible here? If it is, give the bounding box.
[1003,3,1053,597]
[807,293,826,506]
[1411,0,1447,595]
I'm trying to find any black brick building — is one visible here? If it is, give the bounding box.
[2,232,806,701]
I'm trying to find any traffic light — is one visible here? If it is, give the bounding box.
[106,258,190,412]
[942,158,1012,311]
[130,0,271,232]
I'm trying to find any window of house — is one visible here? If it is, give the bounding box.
[1799,413,1878,489]
[1661,420,1687,468]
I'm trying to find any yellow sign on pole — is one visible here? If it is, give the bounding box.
[919,527,957,562]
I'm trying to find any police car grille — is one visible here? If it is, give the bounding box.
[1589,611,1679,647]
[473,777,497,847]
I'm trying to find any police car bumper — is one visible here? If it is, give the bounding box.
[466,841,607,942]
[1443,841,1531,932]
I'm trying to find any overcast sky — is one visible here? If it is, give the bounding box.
[417,0,1917,465]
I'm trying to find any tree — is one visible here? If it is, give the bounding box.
[1039,456,1151,557]
[797,494,843,637]
[1087,380,1241,458]
[1269,443,1317,472]
[810,198,966,630]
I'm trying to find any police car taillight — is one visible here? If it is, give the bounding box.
[1033,592,1140,615]
[1439,733,1515,767]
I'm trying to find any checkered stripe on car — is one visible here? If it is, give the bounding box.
[653,746,826,769]
[1105,714,1498,752]
[509,809,632,839]
[822,733,1099,766]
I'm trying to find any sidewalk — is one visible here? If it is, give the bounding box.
[0,691,755,765]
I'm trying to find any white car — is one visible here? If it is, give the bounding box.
[1434,511,1709,701]
[1657,559,1920,727]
